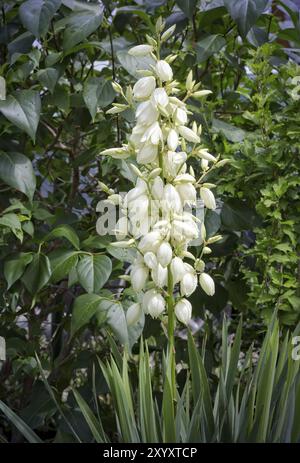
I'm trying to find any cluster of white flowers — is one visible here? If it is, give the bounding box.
[100,20,226,328]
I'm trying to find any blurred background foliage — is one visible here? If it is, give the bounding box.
[0,0,300,442]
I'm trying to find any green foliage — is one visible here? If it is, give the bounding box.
[13,318,298,443]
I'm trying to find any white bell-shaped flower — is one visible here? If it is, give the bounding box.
[143,289,166,318]
[151,88,169,107]
[155,60,173,81]
[157,241,172,267]
[180,267,197,297]
[141,121,163,145]
[152,263,168,288]
[175,298,192,325]
[165,151,187,178]
[163,184,182,214]
[151,176,164,199]
[174,107,188,125]
[138,230,162,253]
[133,76,156,100]
[136,100,158,126]
[137,143,158,164]
[144,251,157,269]
[170,256,186,284]
[126,302,142,326]
[176,182,197,206]
[131,264,149,291]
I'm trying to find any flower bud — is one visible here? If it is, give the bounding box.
[203,246,212,254]
[156,60,173,81]
[157,241,172,267]
[199,272,215,296]
[175,298,192,325]
[126,302,142,326]
[133,76,156,100]
[161,24,176,42]
[143,289,165,318]
[192,90,212,98]
[167,129,179,151]
[195,259,205,272]
[128,44,154,56]
[178,126,200,143]
[200,187,216,210]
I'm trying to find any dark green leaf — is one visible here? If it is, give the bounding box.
[0,91,41,141]
[0,400,43,443]
[37,68,59,94]
[0,152,36,200]
[224,0,268,37]
[212,117,246,142]
[196,34,226,62]
[22,253,52,295]
[4,252,33,289]
[77,254,112,293]
[49,250,78,282]
[63,4,104,50]
[19,0,61,37]
[71,293,104,336]
[83,77,115,120]
[45,224,80,249]
[176,0,197,19]
[221,198,261,231]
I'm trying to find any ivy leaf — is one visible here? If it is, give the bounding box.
[83,78,115,121]
[224,0,268,38]
[63,4,104,50]
[19,0,61,38]
[175,0,197,19]
[77,255,112,293]
[45,224,80,249]
[22,254,52,295]
[196,34,226,62]
[4,253,33,289]
[0,152,36,200]
[0,91,41,142]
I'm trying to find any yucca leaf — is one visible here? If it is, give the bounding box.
[0,400,43,443]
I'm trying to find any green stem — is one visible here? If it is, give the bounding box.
[167,264,176,398]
